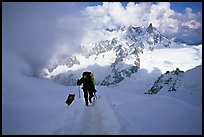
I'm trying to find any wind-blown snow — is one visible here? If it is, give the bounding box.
[2,44,202,135]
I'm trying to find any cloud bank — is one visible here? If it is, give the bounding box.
[2,2,88,73]
[84,2,202,44]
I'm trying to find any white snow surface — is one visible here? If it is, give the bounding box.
[139,44,202,74]
[2,44,202,135]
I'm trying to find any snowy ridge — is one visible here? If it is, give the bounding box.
[40,23,187,86]
[146,65,202,107]
[146,68,185,94]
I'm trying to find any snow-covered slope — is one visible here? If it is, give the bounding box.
[2,35,202,134]
[146,65,202,106]
[2,55,202,134]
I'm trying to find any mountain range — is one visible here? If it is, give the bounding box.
[40,23,188,86]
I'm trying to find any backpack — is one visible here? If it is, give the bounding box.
[83,72,95,86]
[90,73,95,86]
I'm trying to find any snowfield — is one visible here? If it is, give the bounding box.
[2,80,202,135]
[2,44,202,135]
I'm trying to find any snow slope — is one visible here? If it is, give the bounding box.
[2,45,202,135]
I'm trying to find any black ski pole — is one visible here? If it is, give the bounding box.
[78,86,81,98]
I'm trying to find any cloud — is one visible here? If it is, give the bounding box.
[84,2,202,44]
[2,2,88,72]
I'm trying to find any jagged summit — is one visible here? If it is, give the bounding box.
[40,24,182,86]
[146,23,154,34]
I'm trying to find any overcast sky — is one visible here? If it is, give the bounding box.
[2,2,202,72]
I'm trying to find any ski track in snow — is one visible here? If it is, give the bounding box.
[79,96,111,135]
[34,94,143,135]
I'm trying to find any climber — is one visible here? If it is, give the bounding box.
[77,71,97,106]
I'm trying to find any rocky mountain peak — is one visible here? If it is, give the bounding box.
[145,68,185,94]
[146,23,155,34]
[40,24,181,86]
